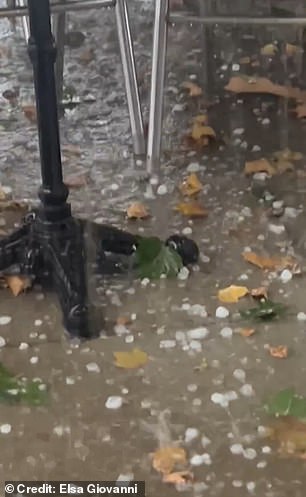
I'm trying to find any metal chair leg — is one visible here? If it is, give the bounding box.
[146,0,169,176]
[53,6,66,104]
[115,0,146,157]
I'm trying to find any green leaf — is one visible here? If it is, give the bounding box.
[0,362,48,406]
[239,299,287,322]
[135,236,183,279]
[265,388,306,420]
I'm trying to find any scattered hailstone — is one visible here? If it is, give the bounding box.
[0,336,6,348]
[116,473,134,485]
[246,482,256,492]
[187,162,200,172]
[182,226,192,236]
[0,423,11,434]
[105,396,123,410]
[187,327,209,340]
[34,319,43,326]
[29,356,39,364]
[233,369,246,382]
[262,446,272,454]
[189,340,202,352]
[210,392,228,408]
[86,362,101,373]
[184,427,199,443]
[19,342,29,350]
[159,340,176,349]
[224,390,238,402]
[65,377,75,385]
[190,454,206,466]
[201,435,211,448]
[0,316,12,326]
[280,269,293,284]
[233,128,244,136]
[215,307,229,319]
[232,481,243,488]
[243,448,257,460]
[220,327,233,338]
[202,453,212,465]
[297,312,306,322]
[177,267,189,280]
[157,184,167,195]
[240,384,255,397]
[187,304,207,318]
[230,443,244,455]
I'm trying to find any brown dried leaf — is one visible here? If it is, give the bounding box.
[272,148,302,162]
[179,173,203,197]
[162,471,193,484]
[174,202,208,218]
[268,417,306,458]
[240,327,256,337]
[0,201,28,212]
[114,348,148,369]
[225,76,306,102]
[126,202,150,219]
[64,173,88,189]
[182,81,203,97]
[152,447,187,474]
[251,287,268,300]
[22,105,37,123]
[244,158,276,176]
[116,316,132,326]
[218,285,249,303]
[242,251,297,272]
[191,123,216,142]
[5,275,32,296]
[269,345,288,359]
[62,143,82,156]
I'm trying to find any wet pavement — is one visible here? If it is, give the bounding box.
[2,1,306,496]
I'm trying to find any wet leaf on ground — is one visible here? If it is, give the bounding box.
[22,105,37,123]
[218,285,249,303]
[0,363,47,406]
[242,251,297,271]
[152,447,187,474]
[240,327,256,337]
[175,202,208,218]
[135,237,183,279]
[62,143,82,156]
[239,299,287,321]
[244,158,276,176]
[126,202,150,219]
[251,286,268,300]
[265,388,306,420]
[295,103,306,119]
[4,275,32,296]
[114,348,148,369]
[162,471,193,484]
[267,417,306,458]
[269,345,288,359]
[64,172,88,189]
[179,173,203,197]
[225,76,306,102]
[182,81,203,97]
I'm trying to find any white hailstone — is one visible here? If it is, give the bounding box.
[110,183,119,191]
[232,63,240,71]
[114,325,129,336]
[177,267,190,280]
[0,336,6,348]
[211,392,223,405]
[19,342,29,350]
[240,384,255,397]
[187,305,208,318]
[280,269,293,283]
[184,427,199,443]
[29,356,39,364]
[215,307,229,319]
[187,327,209,340]
[34,319,43,326]
[297,312,306,321]
[187,384,198,392]
[189,340,202,352]
[86,362,101,373]
[141,278,150,287]
[202,453,212,465]
[105,396,123,410]
[233,369,246,382]
[232,481,243,488]
[246,482,256,492]
[53,425,65,436]
[125,335,134,344]
[0,423,11,434]
[190,454,205,466]
[187,162,200,172]
[65,377,75,385]
[230,443,244,455]
[157,184,167,195]
[0,316,11,326]
[262,446,272,454]
[243,448,257,460]
[159,340,176,349]
[182,227,192,236]
[257,461,267,468]
[269,223,285,235]
[116,474,134,484]
[262,118,270,125]
[257,426,270,437]
[220,327,233,338]
[224,390,238,402]
[201,436,211,448]
[238,273,249,281]
[233,128,244,136]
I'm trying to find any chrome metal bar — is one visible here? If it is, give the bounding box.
[0,0,115,18]
[146,0,169,175]
[168,13,306,25]
[115,0,145,156]
[16,0,30,39]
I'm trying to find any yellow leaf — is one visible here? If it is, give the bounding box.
[182,81,203,97]
[179,173,203,196]
[218,285,249,303]
[191,124,216,142]
[194,114,208,125]
[174,202,208,218]
[244,158,276,176]
[286,43,300,57]
[162,471,193,484]
[242,251,297,271]
[126,202,150,219]
[152,447,187,474]
[5,275,32,296]
[240,327,256,337]
[269,345,288,359]
[114,348,148,369]
[261,43,277,56]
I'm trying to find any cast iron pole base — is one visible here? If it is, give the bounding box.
[0,209,199,339]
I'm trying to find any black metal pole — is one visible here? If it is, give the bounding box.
[27,0,70,221]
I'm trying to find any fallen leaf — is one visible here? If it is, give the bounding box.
[126,202,150,219]
[5,275,32,297]
[113,348,148,369]
[182,81,203,97]
[0,201,28,212]
[251,287,268,300]
[265,388,306,419]
[22,105,37,123]
[179,173,203,197]
[218,285,249,303]
[244,158,276,176]
[191,123,216,142]
[272,148,302,162]
[295,103,306,119]
[242,251,297,271]
[225,76,306,102]
[116,316,131,326]
[162,471,193,484]
[286,43,300,56]
[0,186,7,200]
[267,417,306,458]
[174,202,208,218]
[240,327,256,337]
[64,173,88,188]
[269,345,288,359]
[239,56,251,64]
[62,143,82,156]
[135,236,183,279]
[240,299,287,322]
[261,43,277,56]
[152,447,187,474]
